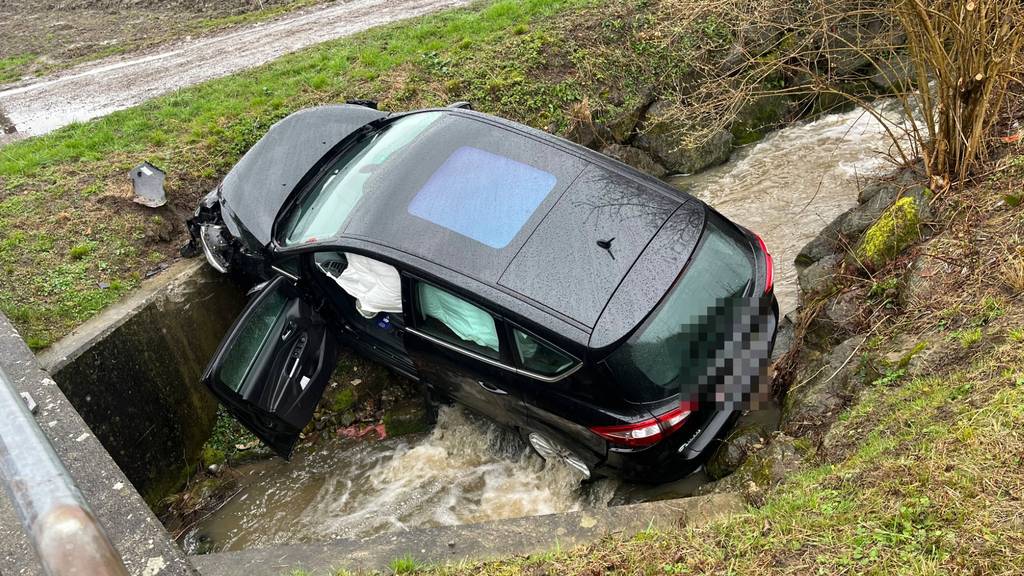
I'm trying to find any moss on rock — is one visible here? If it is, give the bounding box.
[854,195,921,271]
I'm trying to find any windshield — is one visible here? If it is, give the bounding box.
[280,112,443,245]
[608,216,754,402]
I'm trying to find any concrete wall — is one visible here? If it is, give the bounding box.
[38,260,245,504]
[0,313,198,576]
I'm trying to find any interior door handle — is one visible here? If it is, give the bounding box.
[478,380,507,395]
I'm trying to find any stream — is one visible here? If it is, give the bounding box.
[183,102,904,554]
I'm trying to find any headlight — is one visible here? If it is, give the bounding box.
[199,224,232,273]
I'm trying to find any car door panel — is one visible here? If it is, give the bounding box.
[403,277,526,427]
[203,276,338,458]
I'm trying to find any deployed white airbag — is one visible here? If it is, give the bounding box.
[419,283,499,352]
[334,253,403,318]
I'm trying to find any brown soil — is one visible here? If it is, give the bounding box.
[0,0,330,81]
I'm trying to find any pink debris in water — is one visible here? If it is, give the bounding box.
[336,423,387,440]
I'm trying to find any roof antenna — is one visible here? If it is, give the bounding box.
[596,237,616,260]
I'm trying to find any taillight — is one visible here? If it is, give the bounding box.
[590,405,691,448]
[755,233,774,294]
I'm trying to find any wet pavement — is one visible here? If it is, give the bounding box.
[0,0,471,140]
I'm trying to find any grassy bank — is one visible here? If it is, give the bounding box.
[0,0,734,349]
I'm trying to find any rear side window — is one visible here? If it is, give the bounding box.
[512,328,576,377]
[416,282,500,359]
[608,217,753,402]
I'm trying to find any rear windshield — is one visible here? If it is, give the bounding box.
[608,216,754,402]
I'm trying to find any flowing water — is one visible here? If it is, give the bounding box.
[185,407,619,553]
[674,99,908,315]
[185,103,904,553]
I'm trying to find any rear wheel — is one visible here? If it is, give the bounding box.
[524,430,592,481]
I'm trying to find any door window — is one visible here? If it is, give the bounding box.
[512,328,576,377]
[416,282,500,359]
[218,286,289,392]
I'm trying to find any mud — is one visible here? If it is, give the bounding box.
[0,0,472,138]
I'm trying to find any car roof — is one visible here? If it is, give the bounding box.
[330,109,704,344]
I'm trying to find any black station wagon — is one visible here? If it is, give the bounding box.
[185,103,778,483]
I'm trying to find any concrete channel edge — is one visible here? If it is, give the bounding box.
[190,492,747,576]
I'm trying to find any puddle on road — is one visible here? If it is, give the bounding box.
[184,103,901,553]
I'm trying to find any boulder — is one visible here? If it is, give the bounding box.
[783,334,867,435]
[565,116,613,150]
[731,93,791,146]
[606,90,657,143]
[600,144,667,178]
[852,195,923,271]
[795,212,846,272]
[771,310,799,363]
[699,433,803,501]
[797,253,841,296]
[839,182,902,238]
[634,100,734,174]
[805,289,863,348]
[869,53,915,93]
[705,424,768,480]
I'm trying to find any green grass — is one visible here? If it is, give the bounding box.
[390,556,421,574]
[0,0,730,348]
[0,53,37,84]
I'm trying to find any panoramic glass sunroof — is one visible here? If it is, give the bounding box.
[407,146,557,249]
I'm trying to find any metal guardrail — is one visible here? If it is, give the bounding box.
[0,366,129,576]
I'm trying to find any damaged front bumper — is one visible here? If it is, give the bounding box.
[181,188,268,279]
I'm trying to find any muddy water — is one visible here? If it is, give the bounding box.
[185,103,902,553]
[185,407,618,552]
[672,100,907,315]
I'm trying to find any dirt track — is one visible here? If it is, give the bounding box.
[0,0,470,143]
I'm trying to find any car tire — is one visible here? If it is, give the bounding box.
[521,428,593,481]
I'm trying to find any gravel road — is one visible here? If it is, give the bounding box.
[0,0,470,144]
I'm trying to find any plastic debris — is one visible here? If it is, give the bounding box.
[130,161,167,208]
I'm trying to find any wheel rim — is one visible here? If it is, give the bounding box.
[527,432,591,480]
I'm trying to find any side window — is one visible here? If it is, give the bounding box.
[416,282,500,359]
[512,328,576,377]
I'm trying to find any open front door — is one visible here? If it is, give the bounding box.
[203,276,338,458]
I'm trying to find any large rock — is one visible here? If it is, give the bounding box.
[795,175,910,273]
[731,94,791,146]
[699,433,803,501]
[798,253,841,296]
[853,195,924,271]
[634,100,734,174]
[600,144,667,178]
[805,289,863,348]
[839,182,902,238]
[705,424,768,480]
[606,90,657,143]
[869,53,915,93]
[783,335,867,435]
